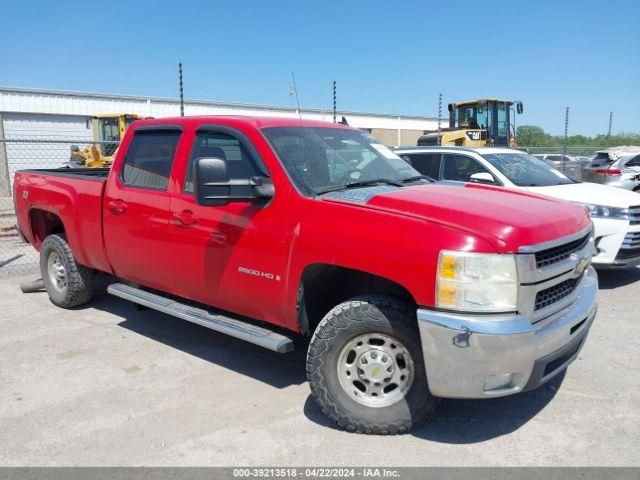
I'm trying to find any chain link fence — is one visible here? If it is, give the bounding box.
[519,146,610,181]
[0,137,118,277]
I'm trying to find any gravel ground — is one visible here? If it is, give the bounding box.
[0,269,638,467]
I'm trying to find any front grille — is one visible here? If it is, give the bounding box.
[616,247,640,260]
[535,234,590,269]
[535,275,582,311]
[615,231,640,260]
[417,136,440,146]
[630,206,640,225]
[621,231,640,249]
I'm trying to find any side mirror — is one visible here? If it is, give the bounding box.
[516,101,524,114]
[194,157,274,206]
[251,176,275,199]
[469,172,495,185]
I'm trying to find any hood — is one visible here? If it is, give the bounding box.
[323,183,591,253]
[527,182,640,208]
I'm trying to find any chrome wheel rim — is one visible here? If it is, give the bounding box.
[47,251,67,292]
[337,333,414,408]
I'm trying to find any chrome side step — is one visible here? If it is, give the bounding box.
[107,283,294,353]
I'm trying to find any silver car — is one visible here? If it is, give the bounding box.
[582,153,640,191]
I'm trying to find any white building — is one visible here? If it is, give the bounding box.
[0,86,440,196]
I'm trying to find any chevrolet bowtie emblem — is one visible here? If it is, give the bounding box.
[574,256,589,277]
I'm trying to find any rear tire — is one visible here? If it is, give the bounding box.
[40,234,94,308]
[306,295,439,434]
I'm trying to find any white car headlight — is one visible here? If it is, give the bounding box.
[581,204,629,220]
[436,250,518,313]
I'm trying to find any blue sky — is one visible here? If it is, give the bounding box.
[2,0,638,136]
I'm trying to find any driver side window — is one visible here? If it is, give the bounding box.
[441,154,493,183]
[183,132,260,193]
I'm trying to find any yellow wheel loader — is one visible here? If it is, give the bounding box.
[418,99,523,147]
[70,114,147,168]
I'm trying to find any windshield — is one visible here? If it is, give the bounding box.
[481,152,574,187]
[262,127,421,195]
[455,105,491,130]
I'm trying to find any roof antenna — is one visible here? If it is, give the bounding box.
[290,72,302,122]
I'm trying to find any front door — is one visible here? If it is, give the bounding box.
[440,153,496,183]
[168,128,289,325]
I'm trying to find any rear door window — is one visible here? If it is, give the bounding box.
[400,153,442,179]
[121,131,181,190]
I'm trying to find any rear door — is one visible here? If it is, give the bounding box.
[103,126,183,291]
[399,152,442,180]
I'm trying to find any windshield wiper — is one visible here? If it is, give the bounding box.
[400,174,434,183]
[316,178,404,195]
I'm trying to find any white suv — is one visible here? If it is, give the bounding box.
[394,146,640,267]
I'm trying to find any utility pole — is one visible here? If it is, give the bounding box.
[562,107,570,173]
[437,93,442,146]
[332,81,337,123]
[178,62,184,117]
[606,112,613,148]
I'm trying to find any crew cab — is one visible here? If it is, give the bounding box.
[14,117,597,434]
[395,146,640,267]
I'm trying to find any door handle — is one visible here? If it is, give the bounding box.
[108,200,127,214]
[174,210,198,227]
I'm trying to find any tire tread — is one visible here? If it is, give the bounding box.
[306,295,438,435]
[40,234,94,308]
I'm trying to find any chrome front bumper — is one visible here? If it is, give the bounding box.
[417,266,598,399]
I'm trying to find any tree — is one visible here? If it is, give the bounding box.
[516,125,550,146]
[516,125,640,147]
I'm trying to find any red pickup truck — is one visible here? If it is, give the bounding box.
[14,116,598,434]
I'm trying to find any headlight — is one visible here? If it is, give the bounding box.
[581,204,629,220]
[436,251,518,313]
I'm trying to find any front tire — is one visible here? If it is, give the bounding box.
[40,234,94,308]
[306,296,438,434]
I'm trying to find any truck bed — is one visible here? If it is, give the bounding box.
[13,167,112,273]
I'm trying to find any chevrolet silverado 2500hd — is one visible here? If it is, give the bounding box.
[14,116,598,434]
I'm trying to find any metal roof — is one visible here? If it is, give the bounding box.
[0,86,439,123]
